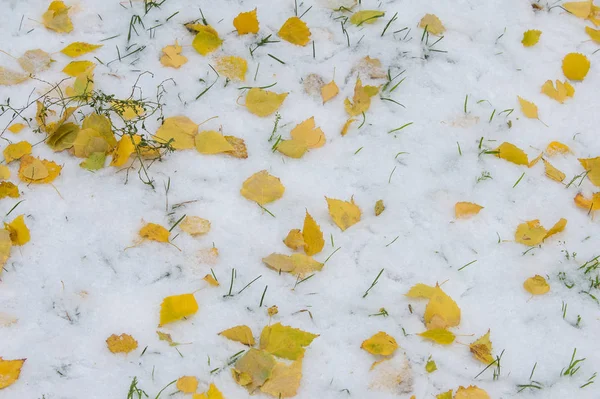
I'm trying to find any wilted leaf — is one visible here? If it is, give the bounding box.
[543,159,565,182]
[0,182,19,199]
[284,229,305,250]
[241,170,285,205]
[455,202,483,219]
[5,215,30,246]
[562,53,590,81]
[139,223,169,243]
[262,253,324,276]
[42,1,73,33]
[290,117,326,149]
[514,218,566,246]
[345,78,372,116]
[18,155,61,184]
[203,274,219,287]
[179,216,211,236]
[350,10,385,25]
[470,330,494,364]
[47,122,79,151]
[0,357,25,389]
[424,286,461,330]
[62,60,95,77]
[341,118,357,136]
[245,88,288,117]
[268,306,278,317]
[426,359,437,373]
[215,56,247,81]
[361,331,398,356]
[260,359,303,398]
[495,142,529,165]
[195,131,234,154]
[61,42,103,58]
[234,9,259,35]
[192,25,222,55]
[219,325,255,346]
[541,80,574,103]
[276,140,307,158]
[521,30,542,46]
[154,116,198,150]
[18,49,52,73]
[455,385,490,399]
[4,141,32,163]
[545,217,567,239]
[0,230,11,271]
[321,80,339,103]
[159,293,199,326]
[160,42,188,68]
[224,136,248,159]
[524,275,550,295]
[106,333,138,354]
[80,152,106,171]
[157,331,181,346]
[0,67,29,86]
[176,376,198,394]
[418,329,456,345]
[232,348,276,391]
[260,322,318,360]
[579,157,600,186]
[546,141,571,156]
[326,197,361,231]
[278,17,311,46]
[419,14,445,35]
[517,96,539,119]
[574,192,600,212]
[303,211,324,256]
[374,200,385,216]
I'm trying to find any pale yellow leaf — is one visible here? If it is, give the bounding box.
[455,202,483,219]
[219,325,255,346]
[154,116,198,150]
[524,275,550,295]
[321,80,339,103]
[160,42,188,68]
[179,216,211,236]
[240,170,285,205]
[518,96,538,119]
[17,49,53,73]
[215,56,247,81]
[419,14,445,35]
[260,359,303,398]
[245,88,288,117]
[290,117,326,148]
[61,42,103,58]
[326,197,361,231]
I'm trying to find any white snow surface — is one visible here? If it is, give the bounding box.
[1,0,600,398]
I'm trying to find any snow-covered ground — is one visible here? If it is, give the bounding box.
[1,0,600,398]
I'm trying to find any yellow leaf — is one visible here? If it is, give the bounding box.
[524,275,550,295]
[195,131,234,154]
[436,390,453,399]
[0,165,9,180]
[290,117,326,148]
[260,359,303,398]
[563,0,593,18]
[79,152,106,171]
[268,305,278,317]
[219,325,255,346]
[562,53,590,81]
[179,216,211,236]
[46,122,79,151]
[418,329,456,345]
[215,56,247,81]
[278,17,311,46]
[528,152,543,168]
[495,142,529,165]
[7,123,25,134]
[192,25,222,56]
[232,348,276,391]
[159,293,199,326]
[424,286,461,330]
[61,42,103,58]
[0,67,29,86]
[0,357,25,389]
[62,60,95,77]
[18,155,61,184]
[17,49,52,74]
[344,78,372,116]
[234,8,259,35]
[0,230,11,271]
[406,283,436,299]
[586,26,600,43]
[546,141,571,155]
[514,220,547,246]
[455,202,483,219]
[341,118,357,136]
[224,136,248,159]
[260,322,318,360]
[5,215,30,246]
[303,211,324,256]
[326,197,361,231]
[203,274,220,287]
[194,383,224,399]
[426,359,437,373]
[262,253,324,276]
[469,330,494,364]
[42,1,73,33]
[350,10,385,25]
[517,96,539,119]
[245,88,288,117]
[154,116,198,150]
[82,113,116,149]
[283,229,305,250]
[579,157,600,186]
[157,330,183,346]
[455,385,490,399]
[110,135,139,167]
[241,170,285,205]
[139,223,170,243]
[106,333,138,354]
[66,66,95,98]
[276,140,308,158]
[4,141,32,163]
[521,29,542,46]
[419,14,445,35]
[361,331,398,356]
[160,42,188,68]
[374,200,385,216]
[541,80,574,103]
[545,217,567,239]
[574,192,600,211]
[176,376,198,394]
[0,182,19,199]
[543,159,565,182]
[321,80,339,103]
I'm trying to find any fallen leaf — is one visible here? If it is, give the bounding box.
[344,78,372,116]
[585,26,600,43]
[262,253,324,276]
[106,333,138,354]
[361,331,398,356]
[194,383,225,399]
[0,357,25,389]
[42,0,73,33]
[61,42,103,58]
[543,159,565,182]
[157,331,181,346]
[418,329,456,345]
[290,117,326,148]
[321,80,339,103]
[159,293,199,326]
[268,306,278,317]
[219,325,255,346]
[0,182,19,199]
[192,25,223,55]
[203,274,220,287]
[524,275,550,295]
[424,286,461,330]
[562,53,590,81]
[326,197,361,231]
[65,65,95,98]
[260,359,303,398]
[0,230,11,271]
[546,141,571,155]
[455,385,490,399]
[455,202,483,219]
[17,49,52,73]
[303,211,324,256]
[215,56,248,81]
[18,155,61,184]
[232,348,276,391]
[195,131,234,154]
[177,376,198,394]
[563,0,593,18]
[0,166,9,180]
[7,123,26,134]
[139,223,170,243]
[546,218,567,239]
[278,17,311,46]
[350,10,385,25]
[406,283,436,299]
[354,56,387,79]
[517,96,539,119]
[375,200,385,216]
[5,215,30,246]
[110,135,139,166]
[579,157,600,186]
[4,141,32,163]
[160,42,188,68]
[245,88,288,117]
[522,29,542,46]
[234,9,259,35]
[419,14,445,35]
[46,122,79,151]
[541,80,574,103]
[426,359,437,373]
[62,60,95,77]
[80,152,106,171]
[574,192,600,212]
[514,218,566,246]
[260,322,318,360]
[341,118,357,136]
[0,67,29,86]
[82,113,117,148]
[276,140,308,158]
[436,390,453,399]
[469,330,493,364]
[154,116,198,150]
[179,216,211,236]
[494,142,529,165]
[241,170,285,205]
[284,229,305,250]
[224,136,248,159]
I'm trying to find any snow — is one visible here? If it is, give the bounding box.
[1,0,600,398]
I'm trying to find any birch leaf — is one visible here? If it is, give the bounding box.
[159,293,199,326]
[219,325,255,346]
[278,17,311,46]
[418,329,456,345]
[192,25,222,55]
[234,9,259,35]
[361,331,398,356]
[259,323,318,360]
[241,170,285,205]
[469,330,494,364]
[455,202,483,219]
[303,211,324,256]
[106,333,138,354]
[245,88,288,117]
[523,275,550,295]
[61,42,103,58]
[0,358,25,389]
[419,14,445,35]
[42,1,73,33]
[17,49,53,73]
[326,197,361,231]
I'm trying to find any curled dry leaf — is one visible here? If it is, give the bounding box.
[574,192,600,212]
[284,229,305,250]
[469,330,493,364]
[106,333,138,354]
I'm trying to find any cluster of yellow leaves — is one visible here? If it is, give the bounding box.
[18,155,62,184]
[563,0,600,25]
[0,358,26,389]
[514,218,567,246]
[277,117,326,159]
[284,211,325,255]
[106,333,138,354]
[175,376,224,399]
[344,78,379,117]
[42,1,73,33]
[542,80,575,103]
[406,283,460,344]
